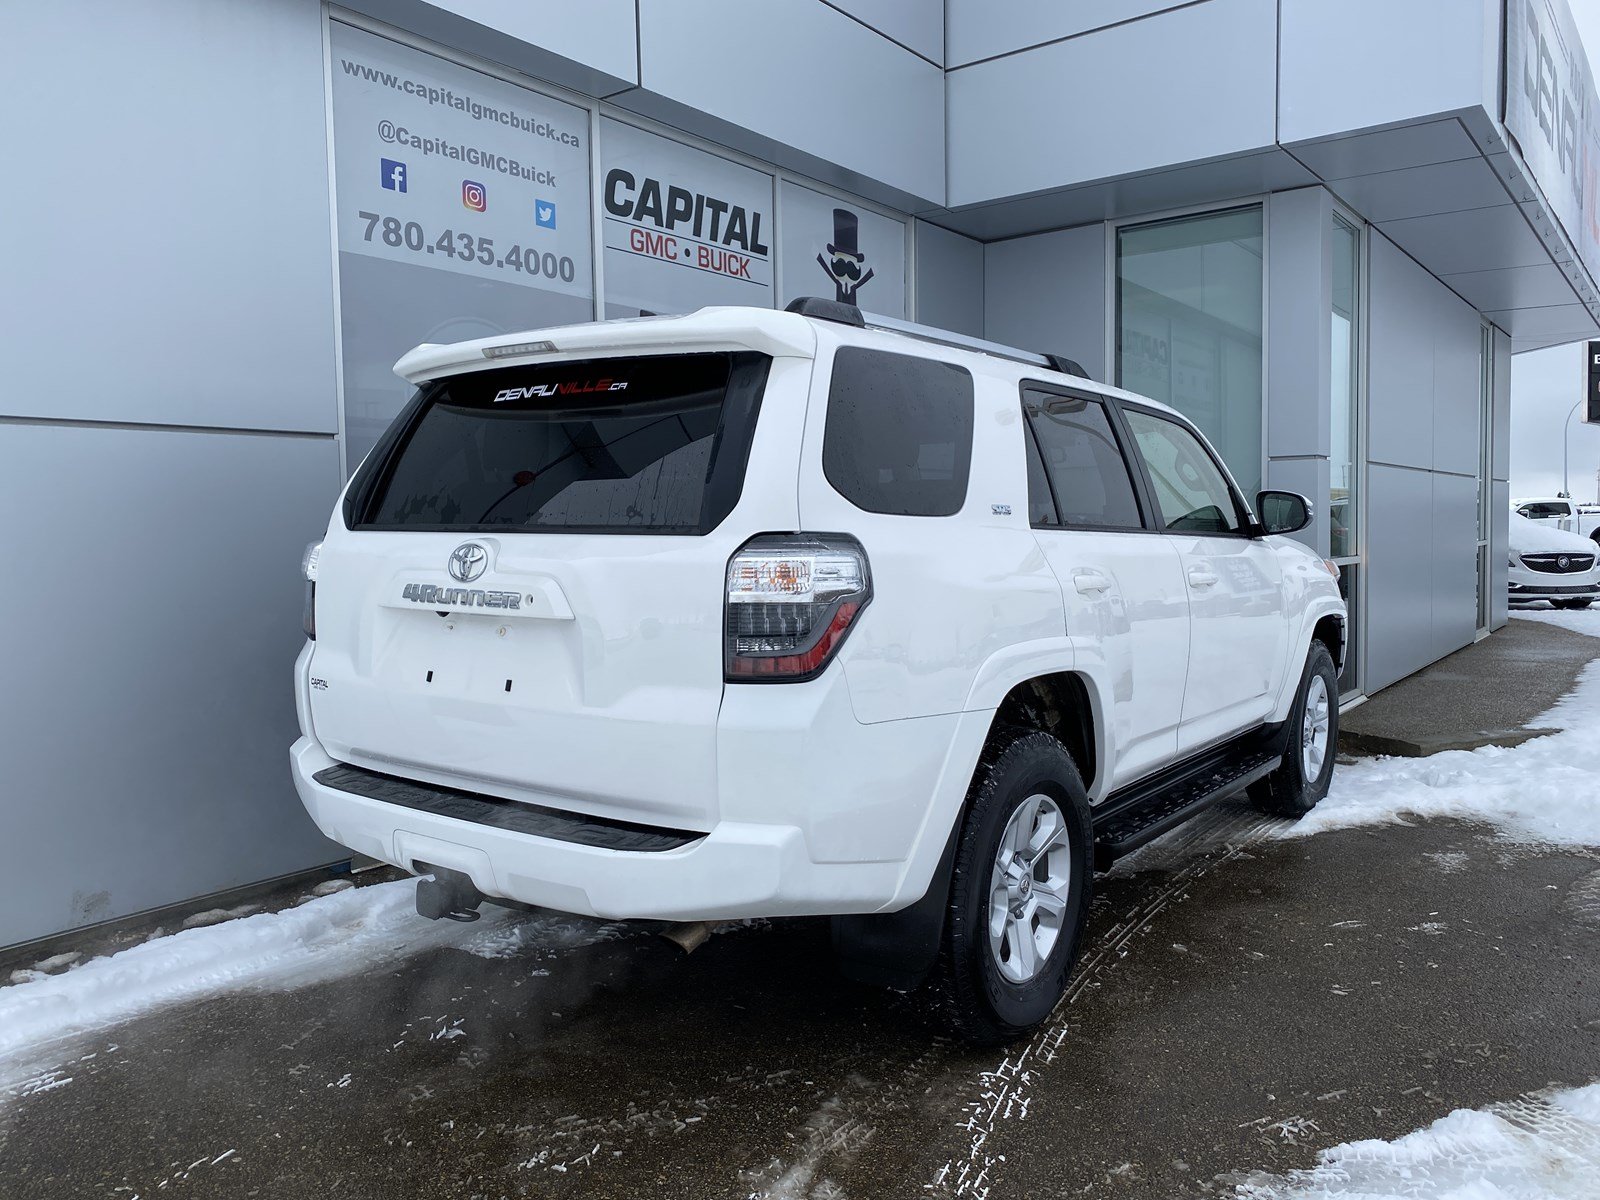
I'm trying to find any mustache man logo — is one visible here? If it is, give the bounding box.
[817,207,875,304]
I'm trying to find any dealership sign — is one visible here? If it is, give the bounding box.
[329,23,593,300]
[779,181,907,319]
[1506,0,1600,288]
[600,118,774,316]
[1587,340,1600,425]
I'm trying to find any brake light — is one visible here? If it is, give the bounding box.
[302,541,322,640]
[725,535,870,682]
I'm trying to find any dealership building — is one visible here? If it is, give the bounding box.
[5,0,1599,948]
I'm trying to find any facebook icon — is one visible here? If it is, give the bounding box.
[380,159,407,193]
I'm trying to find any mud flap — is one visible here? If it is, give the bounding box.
[830,822,960,991]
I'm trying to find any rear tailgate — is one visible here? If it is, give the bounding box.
[307,348,810,832]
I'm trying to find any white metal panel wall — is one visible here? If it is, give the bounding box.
[1364,233,1492,691]
[1431,473,1482,661]
[946,0,1196,68]
[1265,192,1333,450]
[1490,326,1512,631]
[1278,0,1499,143]
[946,0,1277,207]
[982,225,1107,379]
[1262,189,1335,554]
[627,0,945,205]
[0,0,347,947]
[1368,239,1442,473]
[0,0,337,433]
[1365,465,1439,688]
[403,0,639,86]
[914,221,985,337]
[0,427,344,949]
[829,0,944,63]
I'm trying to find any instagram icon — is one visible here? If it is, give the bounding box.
[461,180,487,212]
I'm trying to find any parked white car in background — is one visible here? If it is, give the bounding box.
[1508,512,1600,610]
[1513,496,1600,545]
[290,300,1346,1043]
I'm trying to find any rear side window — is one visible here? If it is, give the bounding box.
[356,352,768,533]
[822,347,974,517]
[1519,501,1571,519]
[1022,390,1143,530]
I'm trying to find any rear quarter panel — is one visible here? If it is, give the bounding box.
[796,329,1065,724]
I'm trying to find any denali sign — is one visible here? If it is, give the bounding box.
[1505,0,1600,287]
[493,379,628,402]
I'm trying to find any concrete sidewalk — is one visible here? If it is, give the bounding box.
[1339,616,1597,757]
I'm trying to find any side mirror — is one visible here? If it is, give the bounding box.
[1255,490,1313,535]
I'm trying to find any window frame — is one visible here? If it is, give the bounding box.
[1018,381,1156,534]
[1117,399,1260,539]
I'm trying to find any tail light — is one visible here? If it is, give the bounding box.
[725,534,871,682]
[301,541,322,640]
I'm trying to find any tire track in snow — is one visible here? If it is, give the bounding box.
[927,806,1282,1200]
[742,1038,953,1200]
[739,803,1278,1200]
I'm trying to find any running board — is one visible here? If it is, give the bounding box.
[1091,737,1283,870]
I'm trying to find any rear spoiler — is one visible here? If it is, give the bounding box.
[392,307,818,383]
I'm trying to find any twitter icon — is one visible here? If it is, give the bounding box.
[535,201,556,230]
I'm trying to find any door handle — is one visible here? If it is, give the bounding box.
[1073,570,1113,595]
[1187,567,1219,589]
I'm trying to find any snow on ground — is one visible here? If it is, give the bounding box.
[1227,1080,1600,1198]
[0,878,630,1095]
[1289,610,1600,849]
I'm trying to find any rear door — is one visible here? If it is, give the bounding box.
[1119,405,1287,753]
[308,350,806,832]
[1021,386,1190,789]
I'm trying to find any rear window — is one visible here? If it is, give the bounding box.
[355,352,769,533]
[822,347,974,517]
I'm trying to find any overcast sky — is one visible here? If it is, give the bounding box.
[1509,3,1600,501]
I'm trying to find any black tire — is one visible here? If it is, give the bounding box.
[1552,599,1593,610]
[1249,641,1339,818]
[929,731,1093,1045]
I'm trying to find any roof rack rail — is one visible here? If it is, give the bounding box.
[783,297,1092,380]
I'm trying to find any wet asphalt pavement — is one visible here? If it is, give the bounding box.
[3,800,1598,1200]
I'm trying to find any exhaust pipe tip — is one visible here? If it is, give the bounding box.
[659,921,712,954]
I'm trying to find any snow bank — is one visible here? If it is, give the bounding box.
[1289,611,1600,849]
[0,879,618,1071]
[1229,1080,1600,1198]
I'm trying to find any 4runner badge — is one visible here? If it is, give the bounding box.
[401,583,522,610]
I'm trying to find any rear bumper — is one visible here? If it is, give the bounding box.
[291,736,905,921]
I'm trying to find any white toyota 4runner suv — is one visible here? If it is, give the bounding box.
[291,299,1345,1044]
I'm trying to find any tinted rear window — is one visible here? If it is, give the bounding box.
[357,352,768,533]
[1022,391,1144,530]
[822,347,974,517]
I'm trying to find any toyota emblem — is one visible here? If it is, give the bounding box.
[448,542,489,582]
[1558,555,1571,570]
